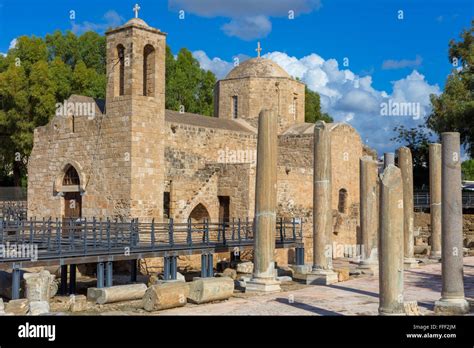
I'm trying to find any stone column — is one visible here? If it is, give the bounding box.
[358,156,379,272]
[397,147,417,269]
[429,143,442,259]
[308,121,337,285]
[384,152,395,168]
[246,109,281,293]
[378,165,405,315]
[434,133,469,314]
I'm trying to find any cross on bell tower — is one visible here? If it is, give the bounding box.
[133,3,141,18]
[256,41,262,58]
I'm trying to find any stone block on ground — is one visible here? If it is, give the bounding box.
[236,262,253,274]
[24,270,57,302]
[5,299,29,315]
[29,301,50,315]
[188,277,234,304]
[334,268,350,282]
[404,301,420,316]
[0,298,4,314]
[142,282,189,311]
[222,268,237,280]
[276,276,292,282]
[70,295,88,312]
[87,283,147,304]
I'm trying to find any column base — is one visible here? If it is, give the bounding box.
[429,251,441,260]
[294,269,338,285]
[356,260,379,275]
[245,278,281,293]
[404,258,419,269]
[378,307,406,316]
[288,264,312,275]
[434,298,470,315]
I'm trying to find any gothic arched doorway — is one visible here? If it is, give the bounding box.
[189,203,210,223]
[62,165,82,219]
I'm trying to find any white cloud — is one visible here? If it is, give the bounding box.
[222,16,272,41]
[0,52,6,57]
[194,49,441,155]
[169,0,321,40]
[192,51,235,79]
[382,55,423,70]
[71,10,124,34]
[9,38,17,50]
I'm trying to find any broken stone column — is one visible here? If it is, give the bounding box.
[246,109,281,293]
[187,277,234,304]
[429,143,442,260]
[87,283,147,304]
[306,121,338,285]
[358,156,379,272]
[397,147,418,269]
[434,133,470,314]
[143,282,189,311]
[384,152,395,168]
[378,165,405,315]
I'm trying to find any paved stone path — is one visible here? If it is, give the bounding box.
[155,257,474,315]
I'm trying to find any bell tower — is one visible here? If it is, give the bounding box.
[104,15,167,220]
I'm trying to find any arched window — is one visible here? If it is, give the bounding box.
[143,44,155,96]
[63,166,80,186]
[338,188,348,214]
[117,44,125,96]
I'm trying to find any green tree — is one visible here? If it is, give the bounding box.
[304,86,333,123]
[462,159,474,180]
[391,124,432,189]
[427,20,474,156]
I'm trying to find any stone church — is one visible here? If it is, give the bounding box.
[27,17,369,263]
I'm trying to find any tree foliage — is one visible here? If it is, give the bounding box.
[427,20,474,156]
[391,124,432,189]
[304,86,333,123]
[462,159,474,181]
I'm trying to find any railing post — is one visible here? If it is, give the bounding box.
[237,218,241,243]
[164,256,170,280]
[245,217,249,240]
[292,217,296,240]
[130,259,137,283]
[222,220,227,246]
[0,217,4,246]
[169,218,174,247]
[29,217,33,244]
[57,218,62,256]
[231,218,235,241]
[107,218,111,253]
[187,218,192,246]
[151,218,155,249]
[83,217,87,255]
[92,217,97,249]
[278,217,283,242]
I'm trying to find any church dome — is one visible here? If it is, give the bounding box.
[124,17,149,28]
[225,58,290,79]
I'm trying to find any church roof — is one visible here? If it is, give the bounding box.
[224,58,291,80]
[165,110,254,133]
[282,122,359,135]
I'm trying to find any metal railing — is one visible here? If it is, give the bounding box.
[0,217,303,263]
[414,192,474,209]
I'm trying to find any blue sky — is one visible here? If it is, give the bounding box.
[0,0,472,154]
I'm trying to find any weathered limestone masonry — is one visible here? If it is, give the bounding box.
[397,147,417,269]
[378,165,405,316]
[215,58,305,132]
[434,133,470,314]
[358,156,379,271]
[429,143,442,259]
[246,110,281,293]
